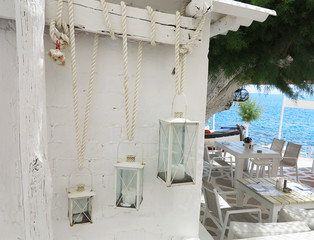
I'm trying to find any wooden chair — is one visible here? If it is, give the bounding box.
[249,138,286,178]
[280,142,302,181]
[204,144,234,187]
[202,177,261,240]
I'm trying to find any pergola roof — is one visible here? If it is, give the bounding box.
[0,0,276,44]
[210,0,276,37]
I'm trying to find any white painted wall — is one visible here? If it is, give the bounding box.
[0,2,210,240]
[45,16,210,240]
[0,19,25,239]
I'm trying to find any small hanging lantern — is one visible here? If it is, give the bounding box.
[67,169,95,226]
[158,95,199,187]
[114,141,144,210]
[233,87,249,102]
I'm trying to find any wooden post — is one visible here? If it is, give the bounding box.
[15,0,53,239]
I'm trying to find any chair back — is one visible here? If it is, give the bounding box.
[203,144,210,163]
[282,142,302,165]
[202,177,223,226]
[270,138,286,155]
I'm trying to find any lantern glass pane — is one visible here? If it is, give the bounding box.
[116,168,138,208]
[71,197,92,224]
[157,121,170,182]
[158,120,198,185]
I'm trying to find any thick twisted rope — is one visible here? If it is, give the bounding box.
[174,10,208,95]
[49,0,69,48]
[68,0,99,170]
[100,0,116,40]
[175,11,183,95]
[121,1,143,141]
[146,6,156,46]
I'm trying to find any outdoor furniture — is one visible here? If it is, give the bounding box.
[249,138,286,178]
[215,141,281,187]
[203,144,234,186]
[236,177,314,222]
[279,205,314,229]
[279,142,302,181]
[227,221,311,240]
[202,177,262,240]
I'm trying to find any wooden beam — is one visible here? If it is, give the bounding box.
[45,0,202,45]
[15,0,53,239]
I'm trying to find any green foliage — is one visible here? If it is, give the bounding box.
[209,0,314,97]
[237,99,263,123]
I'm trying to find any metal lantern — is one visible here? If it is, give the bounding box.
[233,87,249,102]
[67,169,95,226]
[158,117,199,187]
[114,141,144,210]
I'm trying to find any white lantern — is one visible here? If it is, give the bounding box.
[114,141,145,210]
[158,117,199,186]
[67,169,95,226]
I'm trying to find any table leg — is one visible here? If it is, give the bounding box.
[268,205,281,222]
[234,157,244,188]
[236,188,244,207]
[270,158,280,177]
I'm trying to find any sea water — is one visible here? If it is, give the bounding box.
[206,93,314,157]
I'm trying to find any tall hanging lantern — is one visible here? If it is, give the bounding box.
[67,169,95,226]
[158,95,199,187]
[156,11,205,186]
[114,141,144,210]
[113,2,146,210]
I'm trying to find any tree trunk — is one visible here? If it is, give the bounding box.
[206,70,243,121]
[245,122,249,137]
[15,0,53,239]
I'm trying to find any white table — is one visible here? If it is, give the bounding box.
[214,141,281,187]
[237,178,314,222]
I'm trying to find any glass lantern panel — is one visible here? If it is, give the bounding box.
[70,197,92,224]
[116,168,138,208]
[157,121,170,182]
[171,123,197,184]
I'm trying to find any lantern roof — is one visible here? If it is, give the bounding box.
[67,187,95,199]
[161,118,200,124]
[113,161,145,169]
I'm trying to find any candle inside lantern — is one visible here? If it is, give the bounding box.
[171,164,185,180]
[122,187,136,206]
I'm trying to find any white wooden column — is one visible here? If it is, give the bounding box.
[15,0,53,239]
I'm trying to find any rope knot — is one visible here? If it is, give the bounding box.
[179,44,191,56]
[49,19,70,49]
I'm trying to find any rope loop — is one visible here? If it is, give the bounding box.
[49,18,70,49]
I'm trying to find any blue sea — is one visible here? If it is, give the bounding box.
[206,93,314,157]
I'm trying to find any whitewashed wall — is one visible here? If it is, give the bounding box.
[0,2,210,240]
[0,19,24,239]
[45,16,210,240]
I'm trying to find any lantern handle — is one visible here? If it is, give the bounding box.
[68,167,94,192]
[171,93,188,118]
[117,140,143,164]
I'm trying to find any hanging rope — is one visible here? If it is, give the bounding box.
[68,0,99,170]
[174,10,208,95]
[121,1,143,141]
[49,0,70,65]
[100,0,116,40]
[146,6,156,46]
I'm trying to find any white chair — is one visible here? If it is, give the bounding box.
[204,144,234,187]
[249,138,286,178]
[280,142,302,181]
[202,177,261,240]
